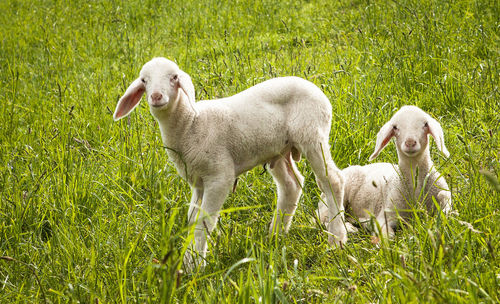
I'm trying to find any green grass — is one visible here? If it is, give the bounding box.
[1,0,498,302]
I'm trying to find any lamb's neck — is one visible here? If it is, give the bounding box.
[155,95,196,151]
[397,148,434,191]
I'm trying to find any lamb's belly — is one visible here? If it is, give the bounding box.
[233,147,285,176]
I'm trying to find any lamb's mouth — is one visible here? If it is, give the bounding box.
[150,102,168,108]
[403,149,420,157]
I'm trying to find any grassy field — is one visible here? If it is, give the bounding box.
[1,0,499,302]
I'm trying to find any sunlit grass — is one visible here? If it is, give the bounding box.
[0,0,498,302]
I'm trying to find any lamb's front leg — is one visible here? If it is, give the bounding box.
[183,186,203,270]
[183,175,233,270]
[437,190,452,214]
[375,212,395,239]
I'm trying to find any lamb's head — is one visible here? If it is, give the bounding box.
[369,105,449,161]
[113,57,196,121]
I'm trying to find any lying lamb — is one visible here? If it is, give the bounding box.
[317,105,451,237]
[113,57,346,269]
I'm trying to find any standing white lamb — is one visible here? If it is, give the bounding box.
[317,105,451,237]
[113,57,346,269]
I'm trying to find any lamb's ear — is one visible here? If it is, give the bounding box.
[113,78,145,121]
[177,70,197,115]
[369,120,395,161]
[427,117,450,157]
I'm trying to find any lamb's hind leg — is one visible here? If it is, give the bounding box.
[269,152,305,234]
[305,142,347,246]
[187,186,204,224]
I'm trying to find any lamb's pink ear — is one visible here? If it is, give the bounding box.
[177,70,197,114]
[369,121,395,161]
[113,78,145,121]
[427,117,449,157]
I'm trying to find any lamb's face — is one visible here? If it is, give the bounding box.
[140,58,181,110]
[369,105,448,161]
[113,57,196,121]
[391,106,431,158]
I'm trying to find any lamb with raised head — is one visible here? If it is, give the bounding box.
[317,105,451,237]
[113,57,346,269]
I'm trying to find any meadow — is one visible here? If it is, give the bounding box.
[0,0,498,302]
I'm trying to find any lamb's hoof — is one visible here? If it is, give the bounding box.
[345,222,359,234]
[327,223,348,248]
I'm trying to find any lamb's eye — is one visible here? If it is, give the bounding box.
[424,122,429,128]
[141,78,146,84]
[392,125,398,130]
[172,74,178,81]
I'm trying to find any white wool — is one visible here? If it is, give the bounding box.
[114,57,346,269]
[318,106,451,237]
